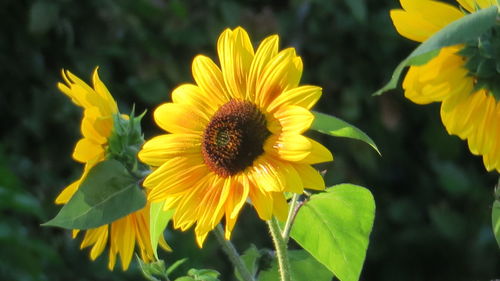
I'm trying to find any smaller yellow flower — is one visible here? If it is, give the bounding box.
[390,0,500,173]
[56,68,170,270]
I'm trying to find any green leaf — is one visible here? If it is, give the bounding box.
[150,201,174,259]
[311,111,380,155]
[166,258,188,276]
[374,6,498,96]
[236,245,261,281]
[493,200,500,249]
[290,184,375,281]
[258,250,333,281]
[187,268,220,281]
[43,159,146,229]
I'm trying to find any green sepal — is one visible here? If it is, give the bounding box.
[137,256,169,281]
[107,107,148,177]
[374,6,498,96]
[460,23,500,99]
[150,201,174,259]
[311,111,380,155]
[290,184,375,281]
[42,159,146,229]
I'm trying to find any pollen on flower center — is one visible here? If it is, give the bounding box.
[202,99,271,177]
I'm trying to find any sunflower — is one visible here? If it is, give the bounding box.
[56,68,170,270]
[390,0,500,172]
[139,27,333,246]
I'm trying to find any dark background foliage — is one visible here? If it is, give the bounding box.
[1,0,499,280]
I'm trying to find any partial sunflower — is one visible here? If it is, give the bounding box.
[139,27,333,246]
[56,68,170,270]
[390,0,500,172]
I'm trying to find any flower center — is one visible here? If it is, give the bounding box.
[202,99,271,177]
[460,24,500,100]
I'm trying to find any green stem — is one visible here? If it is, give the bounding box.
[267,217,292,281]
[281,193,300,243]
[214,225,255,281]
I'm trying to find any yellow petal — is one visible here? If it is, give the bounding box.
[217,27,255,99]
[58,70,94,109]
[92,67,118,115]
[195,231,209,248]
[267,85,322,112]
[466,91,494,155]
[154,102,208,134]
[272,105,314,134]
[403,47,468,104]
[293,164,325,190]
[248,177,274,221]
[55,164,93,204]
[145,156,208,201]
[250,156,287,192]
[247,34,279,100]
[256,48,303,108]
[263,156,303,193]
[457,0,497,11]
[172,174,213,231]
[390,9,442,42]
[172,83,219,118]
[80,108,108,144]
[224,175,250,239]
[55,179,80,204]
[72,138,105,163]
[196,185,225,235]
[90,226,109,261]
[191,56,231,104]
[272,193,289,221]
[264,134,311,162]
[400,0,463,28]
[80,228,101,249]
[139,133,202,166]
[297,138,334,164]
[112,216,135,271]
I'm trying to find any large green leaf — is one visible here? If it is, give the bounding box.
[150,201,174,259]
[374,6,498,96]
[290,184,375,281]
[43,159,146,229]
[258,250,333,281]
[311,111,380,155]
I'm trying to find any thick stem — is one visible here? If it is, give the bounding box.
[214,225,255,281]
[281,193,301,243]
[267,217,292,281]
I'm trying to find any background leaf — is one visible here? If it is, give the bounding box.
[311,111,380,155]
[258,250,333,281]
[374,6,498,95]
[236,245,261,281]
[43,159,146,229]
[150,201,174,259]
[290,184,375,281]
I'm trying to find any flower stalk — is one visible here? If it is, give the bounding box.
[267,217,292,281]
[281,193,301,243]
[214,225,255,281]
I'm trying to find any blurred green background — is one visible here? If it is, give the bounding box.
[1,0,499,280]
